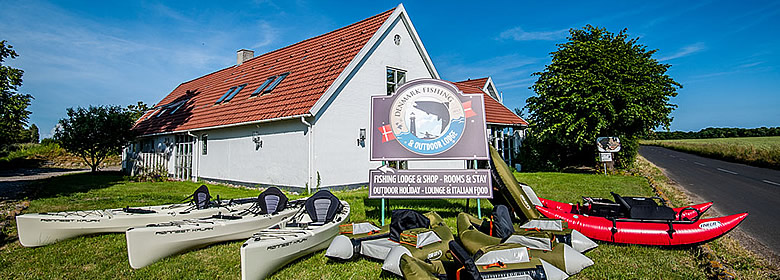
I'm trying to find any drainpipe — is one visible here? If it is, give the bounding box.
[301,117,313,194]
[186,131,198,182]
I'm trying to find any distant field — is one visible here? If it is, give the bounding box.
[641,136,780,169]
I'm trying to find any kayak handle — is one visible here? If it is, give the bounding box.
[678,207,702,222]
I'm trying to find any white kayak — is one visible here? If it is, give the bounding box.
[241,190,350,280]
[16,185,255,247]
[127,187,300,269]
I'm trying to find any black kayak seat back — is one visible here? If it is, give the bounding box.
[305,190,342,225]
[389,209,431,242]
[448,240,483,280]
[612,192,675,220]
[479,205,514,239]
[192,185,212,210]
[257,187,288,214]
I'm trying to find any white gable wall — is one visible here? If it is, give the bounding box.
[312,12,460,188]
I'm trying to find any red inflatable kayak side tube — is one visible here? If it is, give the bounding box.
[537,206,747,246]
[538,197,713,221]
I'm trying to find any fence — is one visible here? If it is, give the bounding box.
[128,152,169,177]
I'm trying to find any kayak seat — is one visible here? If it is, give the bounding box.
[192,185,212,210]
[257,187,288,215]
[478,205,514,239]
[305,190,343,225]
[612,192,675,220]
[584,197,623,218]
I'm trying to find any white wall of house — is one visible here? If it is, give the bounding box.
[194,119,309,188]
[311,12,460,188]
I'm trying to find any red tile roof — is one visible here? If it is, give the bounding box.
[453,79,528,126]
[133,8,395,136]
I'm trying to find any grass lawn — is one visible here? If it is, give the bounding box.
[642,136,780,169]
[0,170,770,279]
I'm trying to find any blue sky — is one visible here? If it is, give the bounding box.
[1,0,778,138]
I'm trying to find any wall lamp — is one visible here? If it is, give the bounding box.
[252,132,263,150]
[357,128,366,147]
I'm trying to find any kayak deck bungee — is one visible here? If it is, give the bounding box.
[537,206,748,246]
[240,190,350,280]
[16,185,255,247]
[126,187,300,269]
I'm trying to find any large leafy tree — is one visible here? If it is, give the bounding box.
[55,105,136,172]
[525,25,681,169]
[0,40,34,147]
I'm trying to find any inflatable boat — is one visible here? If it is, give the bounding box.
[536,192,747,245]
[126,187,301,269]
[325,209,453,265]
[240,190,349,280]
[16,185,255,247]
[538,195,713,222]
[456,211,593,276]
[398,241,569,280]
[461,205,597,253]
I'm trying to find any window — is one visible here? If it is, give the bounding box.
[201,134,208,155]
[251,76,276,96]
[169,99,189,114]
[386,67,406,95]
[223,84,246,102]
[215,87,237,104]
[263,72,289,94]
[486,83,497,98]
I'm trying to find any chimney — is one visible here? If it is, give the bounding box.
[237,49,254,65]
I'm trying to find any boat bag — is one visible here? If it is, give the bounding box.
[389,209,431,242]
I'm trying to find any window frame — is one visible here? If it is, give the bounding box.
[262,72,289,94]
[386,67,406,95]
[201,134,208,155]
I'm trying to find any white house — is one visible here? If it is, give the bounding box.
[126,4,527,191]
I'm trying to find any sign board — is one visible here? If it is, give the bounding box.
[596,137,621,152]
[370,79,489,161]
[599,152,613,162]
[369,167,492,199]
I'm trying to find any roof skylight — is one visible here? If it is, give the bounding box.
[215,87,237,104]
[223,84,246,102]
[263,72,289,94]
[251,76,276,96]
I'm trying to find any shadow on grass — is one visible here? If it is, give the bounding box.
[21,171,126,201]
[363,197,487,221]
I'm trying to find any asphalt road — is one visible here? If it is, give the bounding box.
[640,145,780,257]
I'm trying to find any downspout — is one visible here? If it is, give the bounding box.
[186,131,198,182]
[301,117,313,194]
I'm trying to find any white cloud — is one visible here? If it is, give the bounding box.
[499,27,568,41]
[658,42,706,61]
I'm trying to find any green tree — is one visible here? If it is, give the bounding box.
[126,101,150,121]
[0,40,34,147]
[525,25,681,169]
[55,105,136,172]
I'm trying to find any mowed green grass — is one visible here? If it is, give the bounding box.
[642,136,780,169]
[1,171,712,279]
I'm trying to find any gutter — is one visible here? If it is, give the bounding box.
[300,116,313,194]
[136,114,312,138]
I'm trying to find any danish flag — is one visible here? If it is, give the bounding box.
[463,101,477,118]
[378,124,395,143]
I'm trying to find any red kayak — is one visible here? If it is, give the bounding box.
[536,206,747,246]
[539,197,713,221]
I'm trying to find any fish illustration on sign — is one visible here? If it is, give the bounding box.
[413,101,450,134]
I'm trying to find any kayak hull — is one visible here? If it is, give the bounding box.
[240,201,350,280]
[126,202,301,269]
[16,200,254,247]
[537,206,747,246]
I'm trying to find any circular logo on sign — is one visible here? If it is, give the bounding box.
[389,80,466,155]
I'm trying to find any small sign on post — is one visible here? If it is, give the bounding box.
[596,137,620,175]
